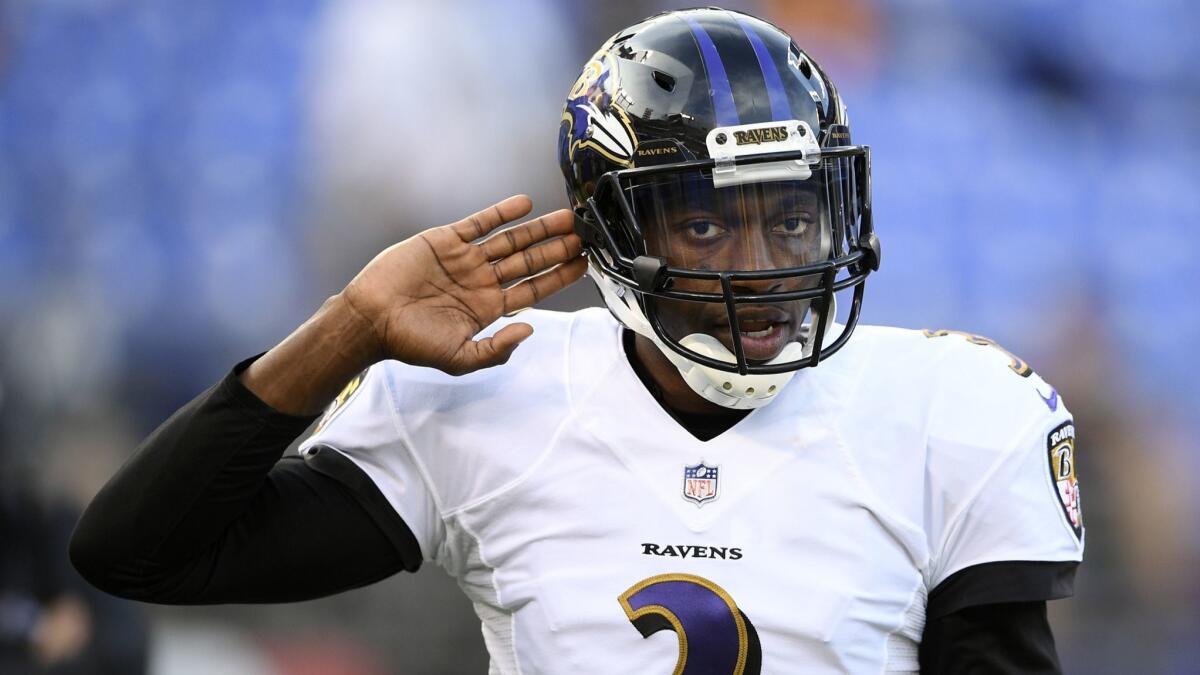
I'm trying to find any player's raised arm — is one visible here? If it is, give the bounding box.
[69,197,585,603]
[242,195,585,414]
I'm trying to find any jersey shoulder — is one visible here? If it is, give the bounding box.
[832,325,1079,574]
[846,324,1067,444]
[305,308,588,514]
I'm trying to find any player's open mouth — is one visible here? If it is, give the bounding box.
[735,321,790,362]
[741,323,776,338]
[711,310,794,362]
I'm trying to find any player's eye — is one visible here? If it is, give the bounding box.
[682,219,726,241]
[771,213,814,237]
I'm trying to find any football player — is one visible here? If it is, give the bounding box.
[70,8,1083,673]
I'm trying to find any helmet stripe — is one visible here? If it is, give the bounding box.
[732,15,791,122]
[681,16,740,127]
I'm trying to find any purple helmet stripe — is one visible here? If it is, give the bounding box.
[733,15,791,122]
[682,15,740,127]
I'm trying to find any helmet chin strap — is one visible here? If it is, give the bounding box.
[589,262,836,410]
[659,334,805,409]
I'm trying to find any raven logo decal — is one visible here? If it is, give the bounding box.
[561,57,636,166]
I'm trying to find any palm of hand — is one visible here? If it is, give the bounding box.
[342,196,585,375]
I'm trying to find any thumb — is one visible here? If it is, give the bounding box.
[456,322,534,373]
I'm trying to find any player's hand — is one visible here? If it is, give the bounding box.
[338,195,586,376]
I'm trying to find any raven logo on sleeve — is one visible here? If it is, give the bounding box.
[1047,421,1082,539]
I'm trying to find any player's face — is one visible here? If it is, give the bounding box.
[633,176,830,362]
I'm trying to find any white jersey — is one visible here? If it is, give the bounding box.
[299,308,1083,674]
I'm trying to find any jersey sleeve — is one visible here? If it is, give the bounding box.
[924,338,1084,592]
[296,310,579,573]
[931,410,1083,588]
[298,363,446,564]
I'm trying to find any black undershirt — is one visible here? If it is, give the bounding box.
[70,352,1074,672]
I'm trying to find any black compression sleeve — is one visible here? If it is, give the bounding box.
[919,560,1077,674]
[70,357,421,604]
[919,601,1062,674]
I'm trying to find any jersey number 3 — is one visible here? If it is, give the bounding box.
[618,573,761,675]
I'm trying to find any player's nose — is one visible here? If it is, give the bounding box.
[729,274,784,296]
[725,233,784,292]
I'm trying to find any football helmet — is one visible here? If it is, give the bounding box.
[560,8,880,409]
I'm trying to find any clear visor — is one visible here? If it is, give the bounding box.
[626,157,860,269]
[632,172,830,269]
[620,156,862,368]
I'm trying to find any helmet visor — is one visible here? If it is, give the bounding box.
[630,170,834,270]
[618,155,863,369]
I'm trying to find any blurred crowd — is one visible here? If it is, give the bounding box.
[0,0,1196,673]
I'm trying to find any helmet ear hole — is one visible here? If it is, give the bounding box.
[799,58,813,80]
[652,70,676,92]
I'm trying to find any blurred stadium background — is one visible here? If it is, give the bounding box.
[0,0,1196,673]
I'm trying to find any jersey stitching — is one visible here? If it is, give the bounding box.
[879,575,925,674]
[825,332,930,574]
[509,611,521,675]
[829,327,884,430]
[563,309,579,410]
[828,419,928,572]
[441,313,590,675]
[378,363,449,534]
[918,336,1030,587]
[912,334,963,586]
[444,408,577,518]
[447,513,521,675]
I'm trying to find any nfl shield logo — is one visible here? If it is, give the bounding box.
[683,462,720,506]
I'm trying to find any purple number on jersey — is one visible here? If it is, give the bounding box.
[618,573,761,674]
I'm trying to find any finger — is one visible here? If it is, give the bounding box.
[502,257,588,312]
[450,195,533,242]
[478,209,574,260]
[455,322,534,373]
[492,233,583,284]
